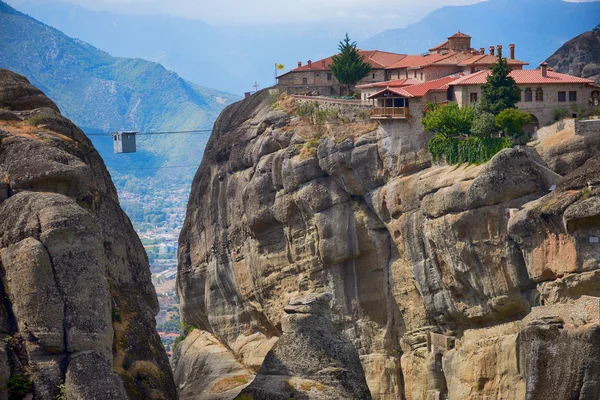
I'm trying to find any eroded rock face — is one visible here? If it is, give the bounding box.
[236,292,372,400]
[176,90,600,399]
[0,69,176,399]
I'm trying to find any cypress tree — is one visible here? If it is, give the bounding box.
[479,55,521,115]
[330,34,372,95]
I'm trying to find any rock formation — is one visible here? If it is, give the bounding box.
[175,89,600,399]
[0,69,176,399]
[236,292,371,400]
[546,24,600,84]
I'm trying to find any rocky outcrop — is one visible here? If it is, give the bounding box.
[0,69,176,399]
[546,24,600,84]
[236,292,371,400]
[176,90,600,399]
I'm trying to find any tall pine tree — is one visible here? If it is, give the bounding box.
[330,34,371,95]
[479,55,521,115]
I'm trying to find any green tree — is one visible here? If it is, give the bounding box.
[330,34,372,95]
[495,108,531,138]
[471,111,498,138]
[422,103,476,138]
[479,56,521,115]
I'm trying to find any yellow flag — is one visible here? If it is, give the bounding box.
[276,63,285,70]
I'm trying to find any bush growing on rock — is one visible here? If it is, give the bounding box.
[495,108,531,143]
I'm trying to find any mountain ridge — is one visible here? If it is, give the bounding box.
[361,0,600,67]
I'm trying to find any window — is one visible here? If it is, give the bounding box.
[591,90,600,106]
[558,91,566,102]
[372,74,376,79]
[470,93,478,103]
[414,71,417,78]
[302,77,307,85]
[420,72,423,80]
[327,73,332,81]
[569,91,577,102]
[524,88,533,102]
[535,88,543,102]
[405,70,408,78]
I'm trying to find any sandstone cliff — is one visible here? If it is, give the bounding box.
[0,69,177,399]
[175,89,600,399]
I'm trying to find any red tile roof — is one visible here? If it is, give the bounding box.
[449,31,471,38]
[429,41,449,51]
[278,50,406,78]
[385,53,459,70]
[403,75,462,97]
[449,69,595,85]
[458,54,529,67]
[367,75,462,99]
[356,78,421,89]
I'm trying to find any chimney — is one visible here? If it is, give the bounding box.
[480,47,485,55]
[298,61,302,68]
[489,46,495,56]
[307,60,312,68]
[540,62,548,77]
[509,44,515,60]
[496,45,503,58]
[321,60,326,68]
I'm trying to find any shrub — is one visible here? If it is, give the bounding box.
[596,106,600,116]
[495,108,531,142]
[295,101,317,120]
[111,307,122,323]
[314,108,337,124]
[428,134,513,165]
[6,373,33,397]
[422,103,475,138]
[570,103,586,120]
[27,113,49,126]
[173,323,195,351]
[471,112,498,138]
[267,89,280,106]
[552,107,570,122]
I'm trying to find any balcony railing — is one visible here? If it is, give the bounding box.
[372,107,410,119]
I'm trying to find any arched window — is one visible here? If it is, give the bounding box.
[535,87,543,102]
[590,90,600,106]
[524,88,532,102]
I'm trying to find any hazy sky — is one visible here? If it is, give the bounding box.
[7,0,596,32]
[10,0,488,29]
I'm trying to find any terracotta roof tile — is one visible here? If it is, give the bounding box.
[402,75,462,97]
[279,50,406,77]
[429,41,449,51]
[449,69,595,85]
[449,31,471,38]
[367,75,463,99]
[459,54,529,66]
[356,78,421,89]
[385,53,459,70]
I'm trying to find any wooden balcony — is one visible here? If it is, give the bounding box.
[372,106,410,119]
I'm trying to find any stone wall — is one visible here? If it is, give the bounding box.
[293,96,372,122]
[534,117,600,140]
[279,69,386,96]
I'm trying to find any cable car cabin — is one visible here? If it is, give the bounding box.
[113,131,137,153]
